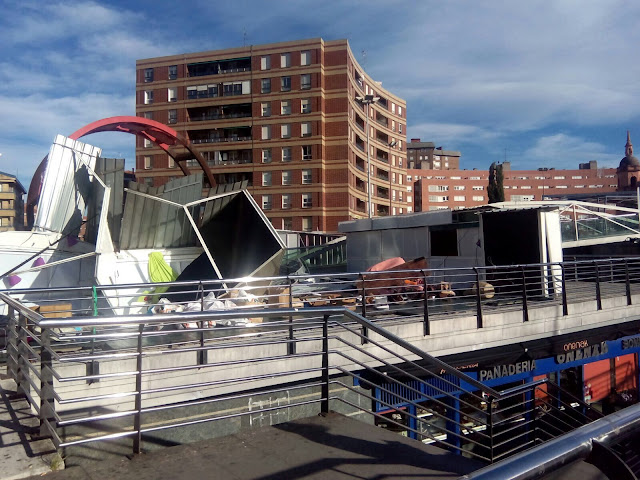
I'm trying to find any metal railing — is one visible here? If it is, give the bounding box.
[3,255,640,334]
[2,291,602,465]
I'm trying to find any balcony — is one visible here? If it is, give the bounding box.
[188,104,252,122]
[377,171,389,182]
[187,58,251,77]
[376,132,389,144]
[204,149,252,166]
[376,187,389,200]
[189,127,252,144]
[376,205,390,216]
[375,113,388,128]
[376,149,389,163]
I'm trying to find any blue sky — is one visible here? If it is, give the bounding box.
[1,0,639,190]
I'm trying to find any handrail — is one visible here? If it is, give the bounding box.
[1,293,501,397]
[460,402,640,480]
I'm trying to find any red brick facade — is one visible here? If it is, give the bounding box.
[135,38,408,233]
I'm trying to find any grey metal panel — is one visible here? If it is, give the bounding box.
[35,135,101,235]
[86,158,124,247]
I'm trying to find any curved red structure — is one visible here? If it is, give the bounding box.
[27,116,215,227]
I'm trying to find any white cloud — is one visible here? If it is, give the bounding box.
[520,133,620,170]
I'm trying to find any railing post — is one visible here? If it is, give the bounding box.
[198,282,207,365]
[6,306,17,380]
[133,323,144,455]
[421,269,430,336]
[16,313,30,398]
[625,259,632,306]
[521,266,529,322]
[560,264,568,316]
[39,328,55,438]
[594,261,602,310]
[487,396,495,463]
[321,315,329,415]
[474,268,483,328]
[359,273,368,344]
[287,276,296,355]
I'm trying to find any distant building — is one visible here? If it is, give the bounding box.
[407,139,460,170]
[135,38,408,232]
[411,160,617,212]
[0,172,25,231]
[617,131,640,191]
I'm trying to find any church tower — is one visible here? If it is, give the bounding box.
[617,131,640,190]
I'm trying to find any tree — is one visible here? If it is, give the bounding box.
[488,162,505,203]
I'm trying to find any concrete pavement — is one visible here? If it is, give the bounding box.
[0,368,62,480]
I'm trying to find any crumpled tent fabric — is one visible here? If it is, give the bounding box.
[140,252,179,303]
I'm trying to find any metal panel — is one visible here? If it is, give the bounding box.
[119,175,203,250]
[85,158,124,246]
[35,135,101,235]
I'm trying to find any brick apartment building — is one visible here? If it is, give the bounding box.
[0,172,25,231]
[411,161,618,211]
[407,138,460,170]
[135,38,408,232]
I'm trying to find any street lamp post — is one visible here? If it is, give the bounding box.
[356,95,379,218]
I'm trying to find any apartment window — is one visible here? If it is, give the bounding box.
[281,76,291,91]
[572,176,583,179]
[301,74,311,90]
[260,55,270,70]
[168,65,177,80]
[469,176,481,180]
[262,171,272,186]
[454,186,465,191]
[553,176,565,180]
[144,90,153,104]
[282,193,292,209]
[281,100,291,115]
[399,124,403,134]
[302,193,313,208]
[302,169,312,184]
[282,147,292,162]
[168,109,177,124]
[261,148,272,163]
[261,102,271,117]
[144,138,152,148]
[282,170,292,185]
[262,195,272,210]
[472,186,484,191]
[168,157,175,168]
[281,124,291,138]
[301,98,311,113]
[280,53,291,68]
[454,196,465,201]
[302,216,312,231]
[472,195,485,201]
[261,78,271,94]
[167,87,177,102]
[283,217,293,230]
[428,185,449,192]
[300,50,311,66]
[261,125,271,140]
[143,156,152,169]
[143,111,153,120]
[144,68,154,82]
[301,122,311,137]
[398,106,403,116]
[302,145,312,160]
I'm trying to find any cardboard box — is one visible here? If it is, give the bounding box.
[30,303,73,318]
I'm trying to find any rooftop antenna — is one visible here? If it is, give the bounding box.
[243,28,247,47]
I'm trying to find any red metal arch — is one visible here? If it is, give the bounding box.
[27,116,215,226]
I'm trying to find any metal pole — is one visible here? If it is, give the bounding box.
[561,264,569,316]
[521,265,529,322]
[594,261,602,311]
[366,102,372,218]
[39,328,54,438]
[422,269,430,336]
[625,259,632,306]
[133,323,144,454]
[287,276,296,355]
[321,315,329,415]
[474,268,483,328]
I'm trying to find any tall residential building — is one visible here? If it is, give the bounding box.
[407,138,460,170]
[411,161,618,211]
[0,172,25,231]
[135,38,408,232]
